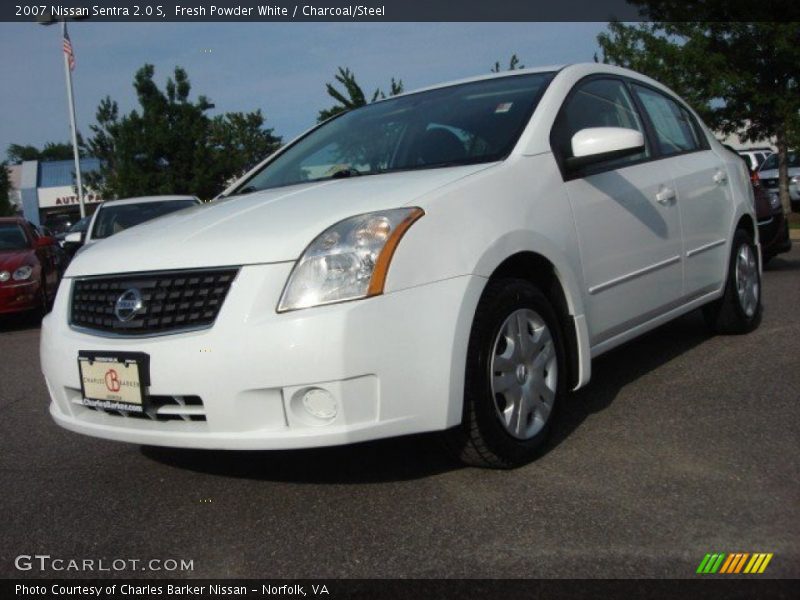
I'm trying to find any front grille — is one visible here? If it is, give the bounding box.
[73,394,207,422]
[71,268,239,335]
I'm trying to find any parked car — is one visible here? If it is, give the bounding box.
[751,170,792,264]
[757,151,800,212]
[34,224,69,276]
[41,64,761,468]
[57,216,91,259]
[0,217,61,317]
[63,195,202,252]
[724,145,791,264]
[737,148,773,172]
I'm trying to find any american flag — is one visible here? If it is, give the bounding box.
[63,28,75,71]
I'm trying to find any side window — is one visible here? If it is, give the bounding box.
[632,85,701,156]
[553,78,649,172]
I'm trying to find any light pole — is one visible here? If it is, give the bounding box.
[39,13,88,217]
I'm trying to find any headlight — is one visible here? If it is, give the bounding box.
[12,265,33,281]
[0,271,10,282]
[278,207,424,312]
[791,176,799,185]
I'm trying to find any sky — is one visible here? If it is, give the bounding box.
[0,22,608,154]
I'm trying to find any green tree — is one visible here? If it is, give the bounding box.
[491,54,524,73]
[317,67,403,122]
[209,111,281,180]
[597,14,800,212]
[0,162,14,216]
[7,141,80,164]
[83,65,281,200]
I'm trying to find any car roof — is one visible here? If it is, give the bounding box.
[397,64,566,97]
[98,195,198,207]
[381,62,678,102]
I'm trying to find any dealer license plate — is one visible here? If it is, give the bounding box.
[78,352,150,413]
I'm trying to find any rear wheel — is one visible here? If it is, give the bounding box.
[445,278,565,469]
[703,228,762,334]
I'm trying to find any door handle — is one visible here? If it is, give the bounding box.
[713,170,728,185]
[655,186,676,205]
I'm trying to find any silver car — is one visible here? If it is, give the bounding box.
[758,151,799,211]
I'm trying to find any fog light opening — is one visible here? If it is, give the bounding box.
[301,388,338,421]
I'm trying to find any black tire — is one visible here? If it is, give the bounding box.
[703,228,762,334]
[444,278,566,469]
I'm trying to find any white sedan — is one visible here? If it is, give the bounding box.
[64,195,202,251]
[41,63,761,468]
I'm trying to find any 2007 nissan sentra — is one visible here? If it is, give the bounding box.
[40,63,761,468]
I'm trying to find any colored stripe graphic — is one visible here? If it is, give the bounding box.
[720,553,739,573]
[698,552,773,574]
[719,554,736,573]
[758,553,773,573]
[697,553,726,574]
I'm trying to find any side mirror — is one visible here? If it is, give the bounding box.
[35,236,56,248]
[64,232,84,245]
[566,127,645,171]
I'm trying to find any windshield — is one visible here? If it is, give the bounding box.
[91,200,197,240]
[0,224,29,251]
[761,151,799,171]
[234,72,555,194]
[68,216,91,234]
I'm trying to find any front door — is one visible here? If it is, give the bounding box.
[552,77,684,346]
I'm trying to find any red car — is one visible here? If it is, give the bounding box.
[0,217,62,317]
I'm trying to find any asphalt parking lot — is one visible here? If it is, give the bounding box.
[1,247,798,580]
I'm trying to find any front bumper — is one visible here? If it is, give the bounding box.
[41,263,483,450]
[0,280,40,315]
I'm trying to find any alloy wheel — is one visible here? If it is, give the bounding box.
[735,243,759,318]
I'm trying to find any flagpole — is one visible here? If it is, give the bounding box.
[62,20,85,218]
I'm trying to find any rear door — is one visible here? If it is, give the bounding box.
[551,77,684,346]
[631,84,732,297]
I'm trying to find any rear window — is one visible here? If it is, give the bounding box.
[761,152,799,171]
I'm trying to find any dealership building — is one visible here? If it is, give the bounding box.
[18,158,103,231]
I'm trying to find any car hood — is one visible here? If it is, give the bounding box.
[0,249,35,273]
[66,164,495,277]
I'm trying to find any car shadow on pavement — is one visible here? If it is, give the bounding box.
[764,252,800,271]
[546,310,712,453]
[141,431,461,484]
[0,312,44,333]
[143,310,714,483]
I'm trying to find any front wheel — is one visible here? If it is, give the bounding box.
[444,279,565,469]
[703,228,762,334]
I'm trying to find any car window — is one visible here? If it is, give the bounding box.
[632,85,701,156]
[761,151,799,171]
[91,200,197,240]
[234,72,555,193]
[552,78,649,170]
[0,224,29,250]
[741,154,756,170]
[68,216,91,233]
